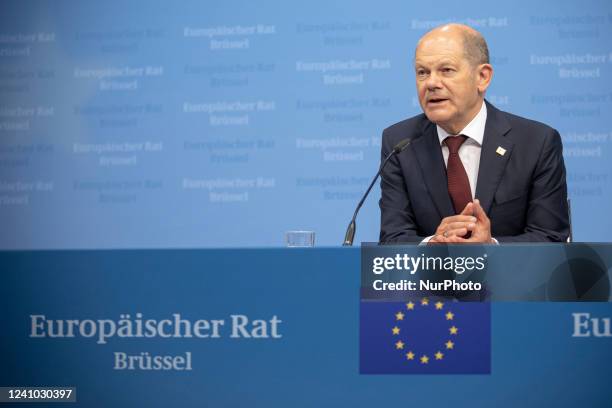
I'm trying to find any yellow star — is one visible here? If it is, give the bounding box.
[395,311,405,321]
[445,340,455,350]
[406,301,415,310]
[420,355,429,364]
[445,311,454,320]
[406,351,415,360]
[392,326,400,335]
[435,351,444,360]
[421,297,429,306]
[395,340,405,350]
[435,301,443,310]
[449,326,458,335]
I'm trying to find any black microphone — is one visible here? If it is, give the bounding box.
[342,138,411,246]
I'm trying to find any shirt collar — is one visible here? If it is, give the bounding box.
[436,101,487,146]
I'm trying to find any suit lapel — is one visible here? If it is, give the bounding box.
[413,120,455,219]
[475,102,514,214]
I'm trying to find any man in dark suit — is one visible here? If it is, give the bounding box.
[379,24,569,244]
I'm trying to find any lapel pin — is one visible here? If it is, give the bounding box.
[496,146,506,156]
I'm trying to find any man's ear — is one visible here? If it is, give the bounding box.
[477,64,493,94]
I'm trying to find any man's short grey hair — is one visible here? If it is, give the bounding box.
[461,29,490,66]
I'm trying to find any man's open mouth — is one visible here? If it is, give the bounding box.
[428,98,448,104]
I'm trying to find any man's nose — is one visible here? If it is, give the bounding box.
[425,72,442,90]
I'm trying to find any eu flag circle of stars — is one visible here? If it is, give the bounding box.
[392,298,458,364]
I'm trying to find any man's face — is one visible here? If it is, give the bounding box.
[415,33,484,134]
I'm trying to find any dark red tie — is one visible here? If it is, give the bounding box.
[445,135,472,214]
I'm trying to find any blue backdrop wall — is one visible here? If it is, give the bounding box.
[0,0,610,249]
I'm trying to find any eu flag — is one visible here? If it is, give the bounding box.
[360,298,491,374]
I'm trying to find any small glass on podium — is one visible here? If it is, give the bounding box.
[285,231,315,247]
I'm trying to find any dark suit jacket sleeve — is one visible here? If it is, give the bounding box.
[495,128,569,243]
[378,129,424,243]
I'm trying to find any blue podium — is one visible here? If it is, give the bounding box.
[1,247,612,407]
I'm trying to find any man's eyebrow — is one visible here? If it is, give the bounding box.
[438,59,458,65]
[414,58,458,66]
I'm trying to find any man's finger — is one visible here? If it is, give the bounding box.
[460,201,474,216]
[440,215,477,225]
[473,199,490,223]
[444,235,470,243]
[446,221,476,231]
[445,227,468,237]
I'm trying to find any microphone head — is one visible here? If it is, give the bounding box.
[392,138,411,154]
